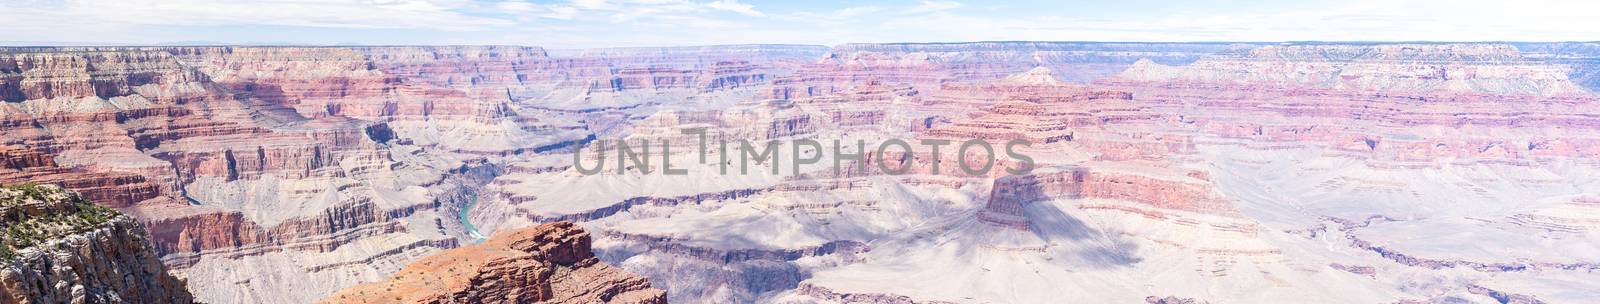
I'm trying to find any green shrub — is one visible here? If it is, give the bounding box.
[0,184,124,262]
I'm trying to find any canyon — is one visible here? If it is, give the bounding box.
[324,221,665,304]
[1,41,1598,303]
[0,184,193,303]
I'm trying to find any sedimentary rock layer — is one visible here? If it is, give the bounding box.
[322,221,664,304]
[5,42,1600,303]
[0,184,194,303]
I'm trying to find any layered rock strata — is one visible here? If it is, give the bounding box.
[322,221,664,304]
[0,184,193,303]
[6,42,1600,303]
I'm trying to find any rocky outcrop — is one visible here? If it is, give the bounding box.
[1145,296,1210,304]
[1514,42,1600,93]
[1110,43,1591,97]
[9,41,1600,303]
[766,42,1236,99]
[792,283,957,304]
[322,221,665,304]
[987,166,1236,217]
[0,49,211,103]
[0,184,193,303]
[0,146,165,210]
[2,46,495,303]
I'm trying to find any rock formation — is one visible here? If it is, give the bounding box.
[0,184,193,303]
[1108,43,1590,97]
[322,221,664,304]
[4,41,1600,303]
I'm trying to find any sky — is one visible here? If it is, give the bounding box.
[1,0,1596,48]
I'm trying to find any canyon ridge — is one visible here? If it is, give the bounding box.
[2,41,1599,303]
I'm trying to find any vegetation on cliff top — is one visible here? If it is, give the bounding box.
[0,183,121,261]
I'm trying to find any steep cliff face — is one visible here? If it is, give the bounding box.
[1111,43,1592,97]
[1513,42,1600,92]
[824,42,1239,81]
[765,42,1239,99]
[0,184,193,303]
[323,221,664,304]
[0,45,809,303]
[1,47,477,303]
[6,42,1600,304]
[0,49,211,103]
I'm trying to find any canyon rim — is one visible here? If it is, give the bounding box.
[4,1,1600,303]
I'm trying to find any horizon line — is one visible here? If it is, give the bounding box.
[4,40,1600,50]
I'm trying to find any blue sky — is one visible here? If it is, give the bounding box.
[2,0,1596,48]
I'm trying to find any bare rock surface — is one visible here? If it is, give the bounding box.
[0,184,193,303]
[322,221,664,304]
[5,42,1600,303]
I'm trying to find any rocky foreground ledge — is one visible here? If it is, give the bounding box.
[323,221,666,304]
[0,184,194,303]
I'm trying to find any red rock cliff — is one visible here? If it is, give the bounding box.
[322,221,665,304]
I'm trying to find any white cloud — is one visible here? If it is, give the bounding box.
[11,0,515,30]
[905,1,961,14]
[705,0,764,17]
[6,0,1600,47]
[608,3,699,23]
[570,0,619,10]
[495,1,582,20]
[495,1,538,12]
[544,6,583,20]
[833,6,888,18]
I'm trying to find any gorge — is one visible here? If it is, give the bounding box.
[2,41,1598,303]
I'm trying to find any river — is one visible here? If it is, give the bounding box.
[459,193,486,241]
